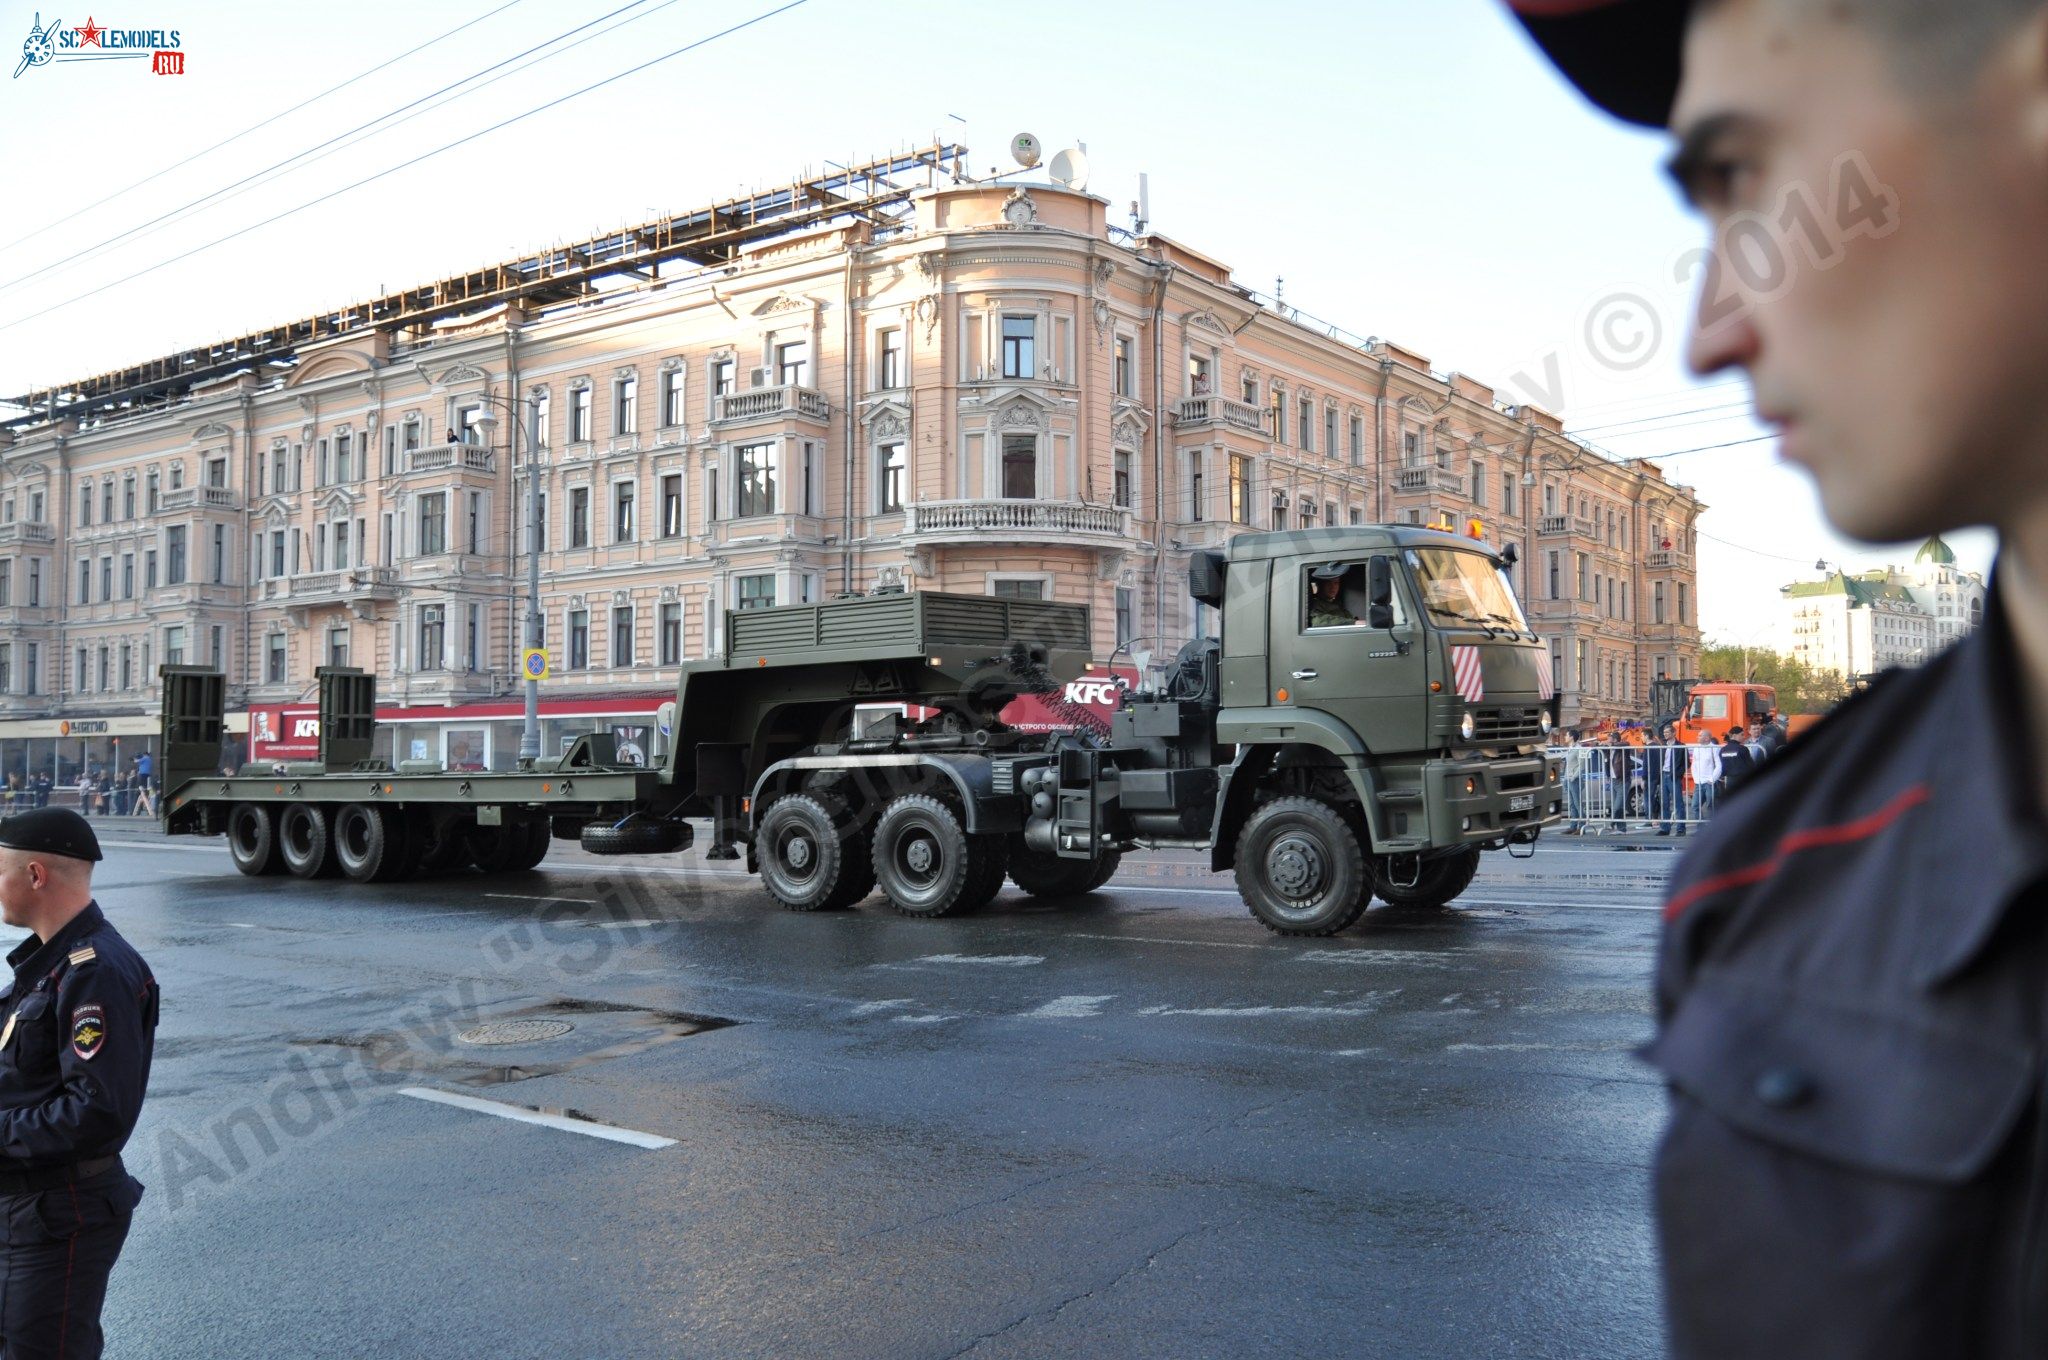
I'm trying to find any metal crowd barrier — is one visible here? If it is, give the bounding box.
[1546,742,1735,836]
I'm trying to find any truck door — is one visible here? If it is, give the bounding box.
[1276,556,1428,754]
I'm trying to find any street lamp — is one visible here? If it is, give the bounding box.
[466,396,543,766]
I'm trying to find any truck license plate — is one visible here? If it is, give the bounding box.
[1507,794,1535,812]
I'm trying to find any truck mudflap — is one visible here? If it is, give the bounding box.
[747,751,1019,835]
[1422,752,1562,846]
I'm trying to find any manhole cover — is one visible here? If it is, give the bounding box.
[455,1019,575,1046]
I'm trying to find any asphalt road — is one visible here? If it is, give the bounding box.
[65,826,1678,1359]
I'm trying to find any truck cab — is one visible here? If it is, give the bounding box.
[1674,681,1777,745]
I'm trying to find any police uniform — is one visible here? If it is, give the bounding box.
[1504,4,2048,1353]
[0,809,157,1360]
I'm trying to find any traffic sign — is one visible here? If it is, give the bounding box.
[522,648,550,681]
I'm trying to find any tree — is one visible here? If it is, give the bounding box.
[1697,644,1843,714]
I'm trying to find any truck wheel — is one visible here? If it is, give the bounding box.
[757,795,872,911]
[506,816,552,871]
[417,818,474,876]
[960,835,1009,912]
[873,794,980,918]
[1234,796,1370,936]
[1085,851,1123,891]
[333,804,406,883]
[1373,846,1481,909]
[226,803,282,877]
[1006,841,1120,898]
[277,804,337,880]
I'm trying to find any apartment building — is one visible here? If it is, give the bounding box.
[0,147,1702,779]
[1775,535,1985,681]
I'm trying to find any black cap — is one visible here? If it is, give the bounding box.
[1310,562,1350,580]
[0,808,103,863]
[1507,0,1691,128]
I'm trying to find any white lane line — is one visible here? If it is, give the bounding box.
[97,840,225,855]
[850,998,915,1016]
[1068,932,1267,951]
[484,892,598,905]
[906,953,1044,967]
[396,1087,675,1149]
[1295,949,1455,968]
[893,1014,954,1024]
[1017,994,1116,1019]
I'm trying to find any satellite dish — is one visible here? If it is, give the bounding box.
[1048,147,1090,192]
[1010,133,1042,169]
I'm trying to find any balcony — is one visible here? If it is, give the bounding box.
[1646,550,1693,571]
[712,385,831,427]
[903,499,1133,545]
[1537,514,1600,538]
[158,485,239,512]
[1396,467,1465,496]
[1172,396,1268,436]
[408,443,497,474]
[0,522,53,546]
[1171,520,1238,551]
[707,515,828,549]
[389,668,502,706]
[257,567,401,604]
[0,603,55,628]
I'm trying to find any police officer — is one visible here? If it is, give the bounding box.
[1306,563,1360,628]
[1509,0,2048,1355]
[0,808,156,1359]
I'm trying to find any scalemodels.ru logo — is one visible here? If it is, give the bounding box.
[14,13,185,78]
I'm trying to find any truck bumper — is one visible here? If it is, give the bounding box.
[1425,752,1563,846]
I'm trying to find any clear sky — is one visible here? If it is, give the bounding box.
[0,0,1993,639]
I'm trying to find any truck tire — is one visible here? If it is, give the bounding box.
[551,817,588,842]
[1233,796,1370,936]
[873,794,983,918]
[277,804,337,880]
[758,795,872,911]
[333,804,406,883]
[507,816,552,871]
[1006,841,1121,899]
[226,803,283,877]
[416,818,474,875]
[960,834,1009,912]
[578,820,688,856]
[1373,846,1481,910]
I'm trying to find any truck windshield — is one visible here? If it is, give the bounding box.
[1406,548,1529,632]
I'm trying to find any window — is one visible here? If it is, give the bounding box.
[1301,498,1318,528]
[329,627,350,669]
[75,648,87,692]
[1349,415,1364,466]
[705,465,719,523]
[615,374,638,436]
[1326,499,1339,527]
[878,330,903,390]
[459,407,488,447]
[334,435,353,483]
[1273,392,1287,444]
[711,358,735,399]
[382,427,396,477]
[0,644,9,693]
[568,609,589,669]
[799,441,819,517]
[267,634,286,684]
[1229,455,1252,525]
[614,481,636,542]
[877,443,906,513]
[96,646,109,691]
[165,626,186,666]
[79,483,92,527]
[1113,450,1132,509]
[211,525,227,584]
[75,561,88,609]
[1188,354,1212,395]
[269,531,286,579]
[529,392,550,450]
[569,387,592,443]
[1324,407,1338,459]
[1113,337,1132,396]
[1188,453,1205,522]
[0,562,7,605]
[569,487,591,548]
[611,605,634,667]
[1548,550,1561,600]
[1503,473,1516,518]
[418,605,445,670]
[660,474,684,537]
[141,553,154,592]
[775,341,809,387]
[101,481,113,522]
[1272,490,1288,530]
[23,642,36,695]
[659,601,682,666]
[418,493,447,556]
[165,527,187,584]
[736,575,776,611]
[737,443,778,517]
[1576,552,1590,602]
[122,477,135,519]
[1471,461,1487,508]
[98,556,111,602]
[1348,506,1364,526]
[118,644,131,690]
[1678,582,1690,624]
[1114,587,1134,647]
[1000,435,1035,499]
[1298,399,1314,451]
[1001,317,1036,379]
[990,577,1046,601]
[660,369,685,427]
[30,489,44,521]
[1242,374,1259,405]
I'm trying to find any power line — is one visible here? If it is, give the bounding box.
[1560,375,1749,418]
[1568,397,1752,436]
[0,0,533,258]
[1694,526,1829,566]
[0,0,664,299]
[0,0,809,337]
[1619,431,1780,462]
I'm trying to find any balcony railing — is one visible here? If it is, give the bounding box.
[1397,467,1465,496]
[904,499,1132,540]
[1646,550,1693,571]
[0,522,53,545]
[408,444,496,473]
[712,385,831,425]
[1172,396,1269,435]
[157,485,239,511]
[278,568,401,601]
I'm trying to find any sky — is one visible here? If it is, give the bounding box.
[0,0,1994,641]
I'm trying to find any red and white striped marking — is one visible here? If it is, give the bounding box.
[1532,648,1555,700]
[1451,645,1485,702]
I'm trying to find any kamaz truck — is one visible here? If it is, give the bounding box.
[159,525,1562,936]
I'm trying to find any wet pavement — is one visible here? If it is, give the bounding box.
[75,825,1675,1358]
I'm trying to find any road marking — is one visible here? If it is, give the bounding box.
[850,998,914,1016]
[1068,932,1267,951]
[97,840,224,855]
[396,1087,675,1149]
[1138,992,1399,1019]
[1017,994,1115,1018]
[905,953,1044,967]
[484,892,598,905]
[893,1014,954,1024]
[1295,949,1455,968]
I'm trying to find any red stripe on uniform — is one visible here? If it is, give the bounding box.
[1661,784,1931,922]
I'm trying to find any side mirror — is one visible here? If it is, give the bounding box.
[1369,603,1394,629]
[1368,557,1393,608]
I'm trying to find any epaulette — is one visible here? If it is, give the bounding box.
[66,944,96,967]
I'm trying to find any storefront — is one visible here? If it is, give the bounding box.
[0,711,247,804]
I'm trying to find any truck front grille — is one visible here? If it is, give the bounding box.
[1472,707,1545,743]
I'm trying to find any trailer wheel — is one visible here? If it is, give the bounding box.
[226,804,282,877]
[416,818,474,875]
[506,816,552,871]
[333,804,406,883]
[1233,796,1370,936]
[1005,841,1121,899]
[757,796,870,911]
[277,804,337,880]
[1373,846,1481,910]
[873,794,982,919]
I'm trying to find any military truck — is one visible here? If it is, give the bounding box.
[159,525,1562,935]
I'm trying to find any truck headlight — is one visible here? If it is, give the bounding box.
[1459,712,1476,742]
[1539,712,1553,735]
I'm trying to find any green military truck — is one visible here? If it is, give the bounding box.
[160,525,1562,935]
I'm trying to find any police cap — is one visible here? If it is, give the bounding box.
[0,807,103,863]
[1310,562,1350,581]
[1506,0,1691,129]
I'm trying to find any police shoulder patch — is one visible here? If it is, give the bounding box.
[70,1003,105,1060]
[67,945,96,967]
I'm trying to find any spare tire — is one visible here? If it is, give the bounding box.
[580,819,691,856]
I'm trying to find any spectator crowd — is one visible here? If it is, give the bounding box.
[1548,712,1793,835]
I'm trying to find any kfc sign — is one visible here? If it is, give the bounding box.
[999,668,1137,734]
[249,705,321,762]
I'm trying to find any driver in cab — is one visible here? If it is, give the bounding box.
[1307,563,1363,628]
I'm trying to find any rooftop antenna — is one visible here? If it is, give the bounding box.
[1010,132,1042,169]
[1132,172,1150,234]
